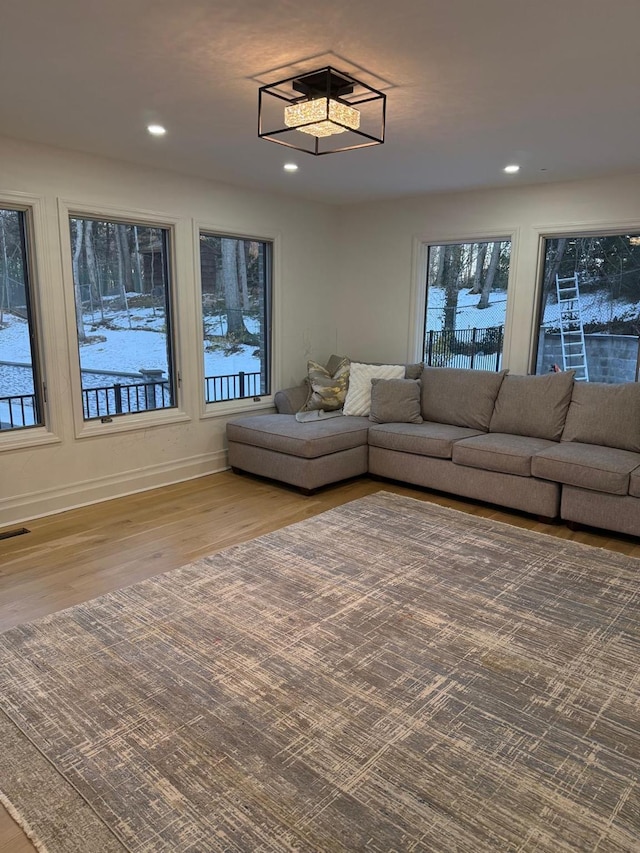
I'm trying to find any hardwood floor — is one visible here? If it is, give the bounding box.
[1,470,639,852]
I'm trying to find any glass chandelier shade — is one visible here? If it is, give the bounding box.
[283,97,361,138]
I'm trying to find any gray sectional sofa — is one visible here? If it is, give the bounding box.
[226,365,640,537]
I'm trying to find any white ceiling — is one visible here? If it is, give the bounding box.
[2,0,640,204]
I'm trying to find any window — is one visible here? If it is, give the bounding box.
[68,216,177,420]
[199,233,272,403]
[0,207,44,431]
[534,235,640,382]
[423,239,511,370]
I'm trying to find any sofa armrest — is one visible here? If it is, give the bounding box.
[274,381,308,414]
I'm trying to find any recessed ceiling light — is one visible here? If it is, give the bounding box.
[504,164,520,174]
[283,163,298,172]
[147,124,166,136]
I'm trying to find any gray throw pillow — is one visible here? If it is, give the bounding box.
[421,367,508,430]
[490,371,575,440]
[562,381,640,451]
[369,378,423,424]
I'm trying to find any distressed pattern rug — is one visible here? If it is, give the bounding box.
[1,492,639,853]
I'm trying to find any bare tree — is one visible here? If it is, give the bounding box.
[0,212,9,325]
[539,237,567,320]
[477,241,501,309]
[72,219,87,342]
[221,238,247,336]
[132,226,143,293]
[116,224,134,294]
[237,241,250,310]
[83,220,104,322]
[115,224,132,328]
[469,242,488,294]
[442,244,463,331]
[430,245,444,289]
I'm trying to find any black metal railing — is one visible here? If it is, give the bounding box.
[425,325,504,371]
[204,370,262,403]
[82,380,172,419]
[2,371,262,429]
[0,393,37,429]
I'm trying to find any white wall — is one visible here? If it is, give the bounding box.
[0,136,337,525]
[332,173,640,372]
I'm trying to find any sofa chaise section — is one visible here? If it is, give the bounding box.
[227,413,370,493]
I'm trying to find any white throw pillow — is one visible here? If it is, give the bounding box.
[342,362,405,416]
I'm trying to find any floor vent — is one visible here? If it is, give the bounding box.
[0,527,30,541]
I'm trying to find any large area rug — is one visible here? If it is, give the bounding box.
[1,492,639,853]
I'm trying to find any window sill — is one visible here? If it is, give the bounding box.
[0,427,62,453]
[75,408,191,439]
[201,396,275,420]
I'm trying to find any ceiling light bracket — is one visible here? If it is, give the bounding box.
[291,69,354,100]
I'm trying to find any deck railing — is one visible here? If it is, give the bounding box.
[2,370,264,429]
[0,393,37,430]
[204,370,262,403]
[425,325,504,371]
[82,380,173,419]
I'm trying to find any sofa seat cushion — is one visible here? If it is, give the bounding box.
[227,414,370,459]
[629,466,640,498]
[531,442,640,495]
[368,422,484,459]
[452,433,558,477]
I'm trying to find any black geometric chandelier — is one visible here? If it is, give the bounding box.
[258,66,386,156]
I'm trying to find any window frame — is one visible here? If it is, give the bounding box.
[58,200,189,439]
[194,221,278,419]
[0,192,60,452]
[528,219,640,375]
[410,229,518,369]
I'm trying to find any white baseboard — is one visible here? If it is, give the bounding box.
[0,450,229,528]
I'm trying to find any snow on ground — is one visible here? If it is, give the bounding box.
[0,309,260,399]
[426,286,639,331]
[540,290,639,329]
[426,288,508,330]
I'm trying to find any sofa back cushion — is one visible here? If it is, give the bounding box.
[561,381,640,451]
[404,363,424,380]
[351,360,423,380]
[420,367,507,430]
[489,371,575,440]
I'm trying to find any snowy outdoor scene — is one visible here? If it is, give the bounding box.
[0,212,268,430]
[0,308,263,427]
[2,227,640,431]
[423,240,511,371]
[426,237,640,380]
